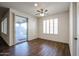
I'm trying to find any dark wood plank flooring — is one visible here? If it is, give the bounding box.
[0,38,70,56]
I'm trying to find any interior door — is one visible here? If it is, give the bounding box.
[73,3,77,56]
[70,2,77,56]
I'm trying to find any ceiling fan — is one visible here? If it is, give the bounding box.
[35,8,48,16]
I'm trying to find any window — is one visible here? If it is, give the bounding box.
[50,19,54,34]
[54,18,58,34]
[1,17,7,34]
[46,20,49,34]
[43,18,58,34]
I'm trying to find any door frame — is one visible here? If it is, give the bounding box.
[77,2,79,56]
[13,14,28,45]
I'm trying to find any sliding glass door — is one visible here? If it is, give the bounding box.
[15,15,28,44]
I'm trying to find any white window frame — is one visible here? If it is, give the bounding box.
[43,18,58,34]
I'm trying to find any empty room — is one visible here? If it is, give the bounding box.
[0,2,78,56]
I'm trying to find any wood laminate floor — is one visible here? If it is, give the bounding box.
[0,38,70,56]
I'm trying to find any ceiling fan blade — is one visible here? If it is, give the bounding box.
[35,13,40,15]
[37,10,40,12]
[45,9,48,12]
[41,9,43,11]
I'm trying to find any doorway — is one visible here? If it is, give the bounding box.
[14,15,28,44]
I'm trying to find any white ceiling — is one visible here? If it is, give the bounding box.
[0,2,70,17]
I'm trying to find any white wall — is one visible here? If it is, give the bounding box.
[0,10,10,45]
[38,11,69,44]
[9,8,37,46]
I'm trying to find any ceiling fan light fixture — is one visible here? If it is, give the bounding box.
[35,8,48,17]
[40,13,44,16]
